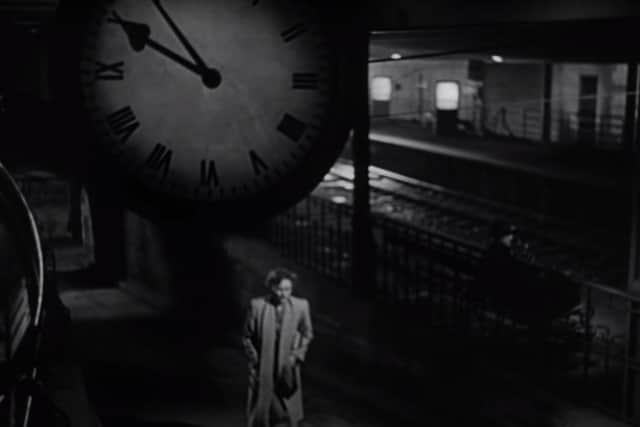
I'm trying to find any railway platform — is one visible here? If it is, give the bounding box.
[356,121,628,240]
[367,120,627,189]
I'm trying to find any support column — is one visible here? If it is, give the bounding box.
[350,12,374,298]
[624,62,640,424]
[542,62,553,142]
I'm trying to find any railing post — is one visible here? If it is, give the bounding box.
[383,220,391,297]
[328,203,336,278]
[312,201,319,268]
[394,223,402,303]
[279,213,285,252]
[426,233,434,325]
[295,203,302,263]
[410,228,418,305]
[287,209,294,257]
[337,203,344,284]
[281,212,287,254]
[583,287,593,384]
[402,225,410,303]
[302,203,308,263]
[281,210,287,256]
[277,214,283,250]
[320,199,327,274]
[381,220,388,296]
[283,209,289,257]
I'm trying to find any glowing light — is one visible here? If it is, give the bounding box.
[491,55,504,63]
[371,76,392,101]
[390,53,402,60]
[331,196,348,204]
[435,81,460,110]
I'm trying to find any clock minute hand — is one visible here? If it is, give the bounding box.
[145,39,204,76]
[152,0,209,70]
[108,12,202,76]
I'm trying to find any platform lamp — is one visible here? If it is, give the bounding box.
[435,80,460,136]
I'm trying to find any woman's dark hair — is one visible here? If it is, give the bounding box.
[265,267,297,288]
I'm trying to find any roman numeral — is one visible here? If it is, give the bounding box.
[144,143,172,181]
[250,150,269,176]
[106,106,139,144]
[95,60,124,80]
[199,159,219,189]
[293,73,318,90]
[281,23,307,42]
[278,113,307,142]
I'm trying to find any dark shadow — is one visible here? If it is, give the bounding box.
[159,220,245,345]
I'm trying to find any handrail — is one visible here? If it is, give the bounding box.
[270,192,638,424]
[312,187,636,304]
[330,160,624,284]
[374,193,638,301]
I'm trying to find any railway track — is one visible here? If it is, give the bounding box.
[312,159,626,287]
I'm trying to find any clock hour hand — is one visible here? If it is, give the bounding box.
[152,0,209,71]
[108,11,222,89]
[108,11,150,52]
[108,11,202,76]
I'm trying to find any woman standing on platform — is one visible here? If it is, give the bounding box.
[243,268,314,427]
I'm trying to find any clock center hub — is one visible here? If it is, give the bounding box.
[202,68,222,89]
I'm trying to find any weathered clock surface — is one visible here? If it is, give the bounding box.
[55,0,350,222]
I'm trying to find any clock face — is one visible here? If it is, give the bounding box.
[64,0,349,220]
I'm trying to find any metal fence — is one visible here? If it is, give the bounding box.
[557,112,625,148]
[267,194,640,425]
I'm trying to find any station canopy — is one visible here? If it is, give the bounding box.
[370,17,640,64]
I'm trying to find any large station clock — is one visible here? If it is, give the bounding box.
[53,0,351,223]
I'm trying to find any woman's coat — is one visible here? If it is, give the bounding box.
[243,295,313,426]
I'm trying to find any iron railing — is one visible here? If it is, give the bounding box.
[267,194,639,425]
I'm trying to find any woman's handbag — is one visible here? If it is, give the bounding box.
[275,363,298,399]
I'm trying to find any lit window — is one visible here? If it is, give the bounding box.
[435,81,460,110]
[371,76,392,101]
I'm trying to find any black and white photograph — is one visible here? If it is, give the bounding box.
[1,0,640,426]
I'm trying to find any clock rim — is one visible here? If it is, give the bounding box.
[52,0,353,225]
